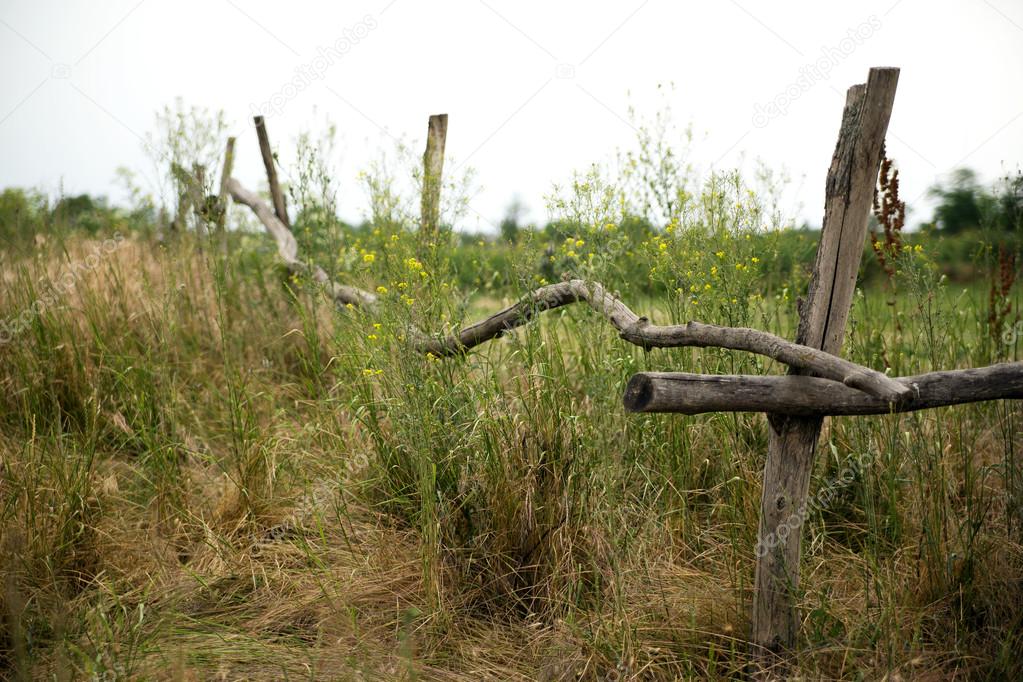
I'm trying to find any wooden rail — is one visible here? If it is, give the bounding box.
[227,178,378,307]
[624,365,1023,416]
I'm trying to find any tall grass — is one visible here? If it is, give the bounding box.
[0,117,1021,680]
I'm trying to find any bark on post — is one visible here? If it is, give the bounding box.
[216,136,236,235]
[420,113,448,236]
[752,67,899,657]
[253,116,289,227]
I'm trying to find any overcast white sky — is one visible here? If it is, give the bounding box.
[1,0,1021,232]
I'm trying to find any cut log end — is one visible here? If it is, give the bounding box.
[623,373,655,412]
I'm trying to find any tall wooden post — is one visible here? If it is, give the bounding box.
[253,116,290,227]
[420,113,448,236]
[752,67,899,656]
[217,136,236,235]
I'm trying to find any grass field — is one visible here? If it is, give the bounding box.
[1,161,1022,680]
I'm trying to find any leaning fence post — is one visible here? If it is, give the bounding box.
[217,136,236,237]
[253,116,290,227]
[752,67,899,658]
[420,113,448,236]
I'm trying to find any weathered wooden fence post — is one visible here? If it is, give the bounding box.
[420,113,448,236]
[752,67,899,656]
[170,161,191,233]
[253,116,290,227]
[190,163,213,247]
[217,136,236,238]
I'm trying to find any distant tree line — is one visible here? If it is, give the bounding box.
[0,187,142,247]
[924,168,1022,234]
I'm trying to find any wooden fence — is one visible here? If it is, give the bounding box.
[186,65,1022,669]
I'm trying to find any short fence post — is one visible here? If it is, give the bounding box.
[420,113,448,236]
[752,67,899,659]
[170,161,191,233]
[191,163,209,244]
[217,136,236,241]
[253,116,290,227]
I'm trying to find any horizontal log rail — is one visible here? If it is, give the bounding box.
[228,177,909,403]
[624,364,1023,416]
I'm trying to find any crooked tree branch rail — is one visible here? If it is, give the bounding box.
[228,176,907,403]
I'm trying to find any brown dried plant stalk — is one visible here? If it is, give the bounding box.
[870,151,905,285]
[988,244,1017,339]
